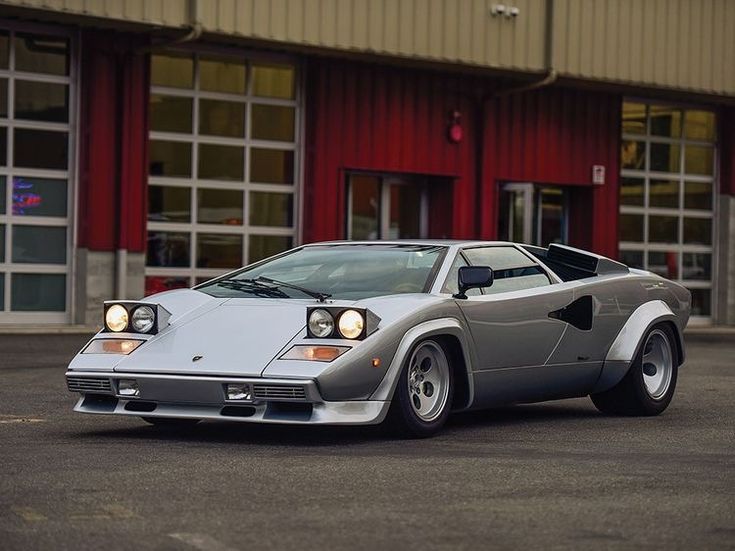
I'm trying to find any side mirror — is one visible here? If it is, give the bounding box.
[454,266,494,299]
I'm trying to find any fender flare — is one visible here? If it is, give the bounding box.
[592,300,683,394]
[369,318,476,408]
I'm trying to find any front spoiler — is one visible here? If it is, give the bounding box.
[66,371,390,425]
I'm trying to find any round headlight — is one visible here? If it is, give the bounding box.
[105,304,129,332]
[308,309,334,338]
[131,305,155,333]
[338,309,364,339]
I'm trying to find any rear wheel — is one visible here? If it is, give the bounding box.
[591,324,678,416]
[386,339,453,438]
[142,417,200,428]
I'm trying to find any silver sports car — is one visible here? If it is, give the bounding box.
[66,241,690,437]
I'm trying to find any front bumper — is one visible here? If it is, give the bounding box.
[65,371,389,425]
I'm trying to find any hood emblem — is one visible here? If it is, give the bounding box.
[192,355,203,362]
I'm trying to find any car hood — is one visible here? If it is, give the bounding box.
[113,299,309,377]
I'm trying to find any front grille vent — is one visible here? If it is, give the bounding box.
[67,377,112,393]
[253,384,307,400]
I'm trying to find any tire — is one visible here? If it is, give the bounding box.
[591,323,678,416]
[386,339,454,438]
[142,417,201,428]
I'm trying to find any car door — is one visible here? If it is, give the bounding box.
[453,246,584,406]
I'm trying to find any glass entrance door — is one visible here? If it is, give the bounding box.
[347,173,428,240]
[498,183,568,246]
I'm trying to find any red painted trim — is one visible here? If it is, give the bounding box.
[77,31,149,253]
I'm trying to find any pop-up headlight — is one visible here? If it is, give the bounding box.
[102,301,171,335]
[305,307,380,340]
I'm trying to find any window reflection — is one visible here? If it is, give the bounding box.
[251,104,295,141]
[149,140,192,177]
[148,185,191,223]
[650,105,682,138]
[14,128,67,170]
[198,144,244,181]
[252,63,295,99]
[150,95,193,134]
[14,80,68,122]
[197,188,243,225]
[249,192,293,227]
[146,231,190,267]
[199,99,245,137]
[250,148,294,184]
[11,273,65,311]
[621,140,645,170]
[619,214,643,242]
[12,225,66,264]
[200,55,246,94]
[648,251,678,279]
[151,53,193,88]
[12,177,67,217]
[648,215,678,243]
[683,253,711,281]
[14,33,68,75]
[619,177,644,206]
[249,235,292,263]
[649,143,680,173]
[196,233,242,268]
[622,102,646,135]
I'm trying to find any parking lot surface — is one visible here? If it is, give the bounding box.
[0,334,733,550]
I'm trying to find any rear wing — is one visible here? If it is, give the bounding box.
[522,243,629,281]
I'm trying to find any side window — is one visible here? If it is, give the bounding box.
[441,253,481,296]
[463,246,551,295]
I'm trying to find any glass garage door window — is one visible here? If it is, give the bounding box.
[0,27,74,322]
[619,101,716,320]
[146,51,298,295]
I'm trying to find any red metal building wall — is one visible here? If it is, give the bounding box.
[304,58,622,258]
[482,88,622,256]
[77,31,149,253]
[304,59,478,242]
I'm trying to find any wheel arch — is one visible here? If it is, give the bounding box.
[369,318,475,409]
[592,300,684,394]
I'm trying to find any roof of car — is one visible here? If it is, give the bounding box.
[304,240,518,247]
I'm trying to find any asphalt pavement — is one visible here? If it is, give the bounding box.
[0,333,733,550]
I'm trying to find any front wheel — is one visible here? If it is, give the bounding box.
[591,324,678,416]
[386,339,453,438]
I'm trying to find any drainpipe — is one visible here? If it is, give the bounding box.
[135,0,203,53]
[472,0,558,237]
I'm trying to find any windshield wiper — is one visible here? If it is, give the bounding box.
[216,279,290,299]
[255,276,331,302]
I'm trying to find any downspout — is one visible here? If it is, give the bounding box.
[117,0,201,299]
[473,0,558,237]
[135,0,203,54]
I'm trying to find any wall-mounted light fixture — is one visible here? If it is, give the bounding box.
[447,111,463,144]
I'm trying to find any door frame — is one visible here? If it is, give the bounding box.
[499,182,570,246]
[345,171,429,239]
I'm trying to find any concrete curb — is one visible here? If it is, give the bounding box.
[0,325,98,335]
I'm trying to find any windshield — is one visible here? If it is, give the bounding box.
[197,244,447,300]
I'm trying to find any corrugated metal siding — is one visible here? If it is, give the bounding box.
[3,0,734,96]
[304,58,622,257]
[552,0,735,96]
[0,0,189,27]
[198,0,547,72]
